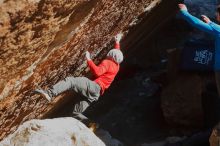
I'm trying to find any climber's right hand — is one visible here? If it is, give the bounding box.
[85,51,91,61]
[178,4,187,11]
[114,33,123,43]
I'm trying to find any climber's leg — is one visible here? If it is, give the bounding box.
[72,100,90,121]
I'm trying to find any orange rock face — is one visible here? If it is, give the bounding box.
[0,0,179,140]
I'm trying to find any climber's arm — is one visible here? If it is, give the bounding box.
[85,51,108,77]
[178,4,215,34]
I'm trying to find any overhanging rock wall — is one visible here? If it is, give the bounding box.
[0,0,179,140]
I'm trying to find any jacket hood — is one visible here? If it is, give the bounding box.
[107,49,123,64]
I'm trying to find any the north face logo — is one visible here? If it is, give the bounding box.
[194,49,213,65]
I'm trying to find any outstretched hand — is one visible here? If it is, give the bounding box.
[178,4,187,11]
[201,15,211,23]
[85,51,91,61]
[114,33,123,43]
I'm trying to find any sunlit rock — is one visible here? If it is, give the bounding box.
[0,117,105,146]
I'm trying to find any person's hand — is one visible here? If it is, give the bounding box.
[85,51,91,60]
[178,4,187,11]
[114,33,123,43]
[201,15,211,23]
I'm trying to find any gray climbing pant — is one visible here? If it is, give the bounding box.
[49,76,101,121]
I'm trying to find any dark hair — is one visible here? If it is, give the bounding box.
[217,5,220,14]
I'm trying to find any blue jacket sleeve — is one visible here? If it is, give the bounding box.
[209,22,220,33]
[179,10,215,34]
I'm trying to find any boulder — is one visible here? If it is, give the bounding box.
[161,74,204,130]
[0,117,105,146]
[0,0,180,140]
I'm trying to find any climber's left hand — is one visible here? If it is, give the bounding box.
[85,51,91,61]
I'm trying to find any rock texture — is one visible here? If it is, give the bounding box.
[209,125,220,146]
[0,0,179,140]
[161,74,205,130]
[0,117,105,146]
[209,121,220,146]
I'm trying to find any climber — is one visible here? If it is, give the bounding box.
[34,33,123,122]
[178,3,220,96]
